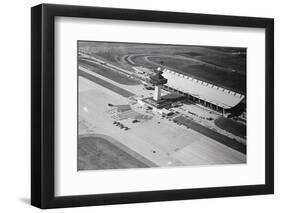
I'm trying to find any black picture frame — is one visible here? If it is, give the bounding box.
[31,3,274,209]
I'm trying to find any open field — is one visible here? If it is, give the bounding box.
[78,70,135,98]
[127,54,245,93]
[79,59,140,85]
[147,56,246,93]
[78,135,154,170]
[79,41,246,94]
[215,116,246,138]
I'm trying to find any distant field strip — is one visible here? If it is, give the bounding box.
[78,70,135,97]
[174,116,246,154]
[79,59,140,85]
[78,135,156,170]
[126,54,246,94]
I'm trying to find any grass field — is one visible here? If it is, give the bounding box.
[79,41,246,94]
[78,70,135,97]
[78,136,152,170]
[215,117,246,138]
[129,54,245,93]
[148,56,246,93]
[79,59,140,85]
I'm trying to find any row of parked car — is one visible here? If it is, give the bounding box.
[113,121,130,131]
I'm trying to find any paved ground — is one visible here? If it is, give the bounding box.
[78,76,246,169]
[173,104,246,144]
[173,116,246,154]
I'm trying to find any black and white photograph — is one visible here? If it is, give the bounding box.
[0,0,277,211]
[29,2,274,210]
[77,41,247,171]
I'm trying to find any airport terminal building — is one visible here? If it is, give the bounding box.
[161,69,245,114]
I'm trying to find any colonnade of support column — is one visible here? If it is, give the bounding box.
[162,85,226,115]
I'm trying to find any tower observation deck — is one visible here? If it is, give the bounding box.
[149,67,168,102]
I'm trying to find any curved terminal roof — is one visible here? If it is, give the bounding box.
[162,69,244,109]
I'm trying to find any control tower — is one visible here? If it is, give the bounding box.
[149,67,168,102]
